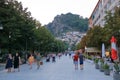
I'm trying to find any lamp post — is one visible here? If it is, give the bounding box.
[0,22,3,54]
[9,32,11,53]
[0,24,3,30]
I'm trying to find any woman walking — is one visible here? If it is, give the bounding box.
[5,54,13,72]
[13,53,21,72]
[28,54,34,69]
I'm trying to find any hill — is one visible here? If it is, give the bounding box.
[45,13,88,36]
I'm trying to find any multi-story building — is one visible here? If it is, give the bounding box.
[89,0,120,28]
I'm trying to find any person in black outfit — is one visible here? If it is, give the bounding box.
[52,54,56,62]
[13,53,21,72]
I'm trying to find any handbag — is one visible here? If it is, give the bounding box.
[40,61,43,65]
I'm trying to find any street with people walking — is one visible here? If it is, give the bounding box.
[1,0,120,80]
[0,55,112,80]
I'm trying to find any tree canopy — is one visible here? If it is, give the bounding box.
[0,0,67,54]
[76,7,120,50]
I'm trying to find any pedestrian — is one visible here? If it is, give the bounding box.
[78,49,84,70]
[36,53,41,69]
[73,52,79,70]
[58,53,62,59]
[69,53,71,58]
[28,54,34,69]
[52,54,56,62]
[5,54,13,72]
[46,55,50,62]
[13,53,21,72]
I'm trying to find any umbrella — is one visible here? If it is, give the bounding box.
[110,36,118,60]
[102,43,105,58]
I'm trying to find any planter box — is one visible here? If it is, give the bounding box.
[99,65,104,72]
[113,73,120,80]
[95,63,99,69]
[104,69,110,75]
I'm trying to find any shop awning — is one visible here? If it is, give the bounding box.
[86,47,101,53]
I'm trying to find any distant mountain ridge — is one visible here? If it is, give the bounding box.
[45,13,88,36]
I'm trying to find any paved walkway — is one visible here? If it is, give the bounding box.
[0,55,113,80]
[0,64,5,71]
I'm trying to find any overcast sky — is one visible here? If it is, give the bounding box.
[17,0,98,25]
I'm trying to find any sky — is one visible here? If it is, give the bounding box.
[17,0,99,25]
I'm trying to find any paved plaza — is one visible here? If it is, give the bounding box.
[0,55,113,80]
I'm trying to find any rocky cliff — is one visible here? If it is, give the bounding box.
[45,13,88,36]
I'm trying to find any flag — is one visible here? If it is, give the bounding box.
[111,36,118,60]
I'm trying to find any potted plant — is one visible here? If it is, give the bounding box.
[113,62,120,80]
[99,59,104,72]
[103,63,110,75]
[94,58,99,69]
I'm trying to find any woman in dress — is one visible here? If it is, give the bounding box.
[28,54,34,69]
[5,54,13,72]
[13,53,21,72]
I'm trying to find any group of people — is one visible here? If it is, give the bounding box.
[46,53,57,62]
[5,53,21,72]
[72,49,84,70]
[5,52,42,73]
[28,53,42,70]
[5,50,84,72]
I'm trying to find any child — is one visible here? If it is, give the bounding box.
[73,52,79,70]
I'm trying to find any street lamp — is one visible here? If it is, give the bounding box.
[0,25,3,30]
[9,32,11,53]
[0,21,3,30]
[0,22,3,54]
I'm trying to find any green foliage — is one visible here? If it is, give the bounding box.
[103,7,120,47]
[0,0,36,52]
[33,26,67,53]
[76,35,87,49]
[0,0,67,55]
[34,26,54,52]
[83,54,93,60]
[103,63,109,70]
[100,58,104,64]
[94,58,99,64]
[114,63,120,73]
[77,26,103,49]
[87,26,103,48]
[77,7,120,49]
[87,56,92,60]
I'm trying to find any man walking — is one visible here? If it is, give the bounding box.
[78,49,84,70]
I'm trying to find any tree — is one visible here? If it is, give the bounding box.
[77,7,120,50]
[76,35,87,50]
[34,26,54,52]
[103,7,120,47]
[77,26,103,49]
[0,0,36,53]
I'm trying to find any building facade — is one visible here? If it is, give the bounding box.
[89,0,120,28]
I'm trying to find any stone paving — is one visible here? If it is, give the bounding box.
[0,55,113,80]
